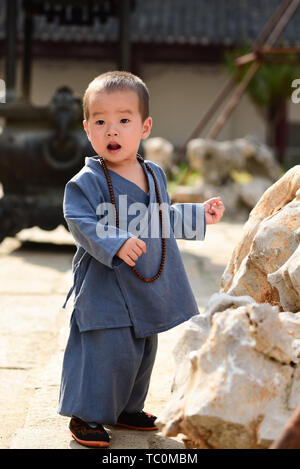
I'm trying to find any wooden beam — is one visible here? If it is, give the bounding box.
[235,46,300,67]
[5,0,18,102]
[260,46,300,54]
[235,52,257,66]
[173,77,237,164]
[259,55,300,64]
[206,0,300,141]
[173,0,298,163]
[0,40,226,64]
[206,61,261,139]
[22,3,34,101]
[118,0,131,71]
[265,0,300,47]
[253,0,293,50]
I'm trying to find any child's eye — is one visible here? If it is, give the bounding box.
[96,120,105,125]
[120,118,129,124]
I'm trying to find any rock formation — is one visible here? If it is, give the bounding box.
[156,166,300,449]
[186,136,281,184]
[221,166,300,305]
[172,136,282,217]
[143,137,174,172]
[268,232,300,313]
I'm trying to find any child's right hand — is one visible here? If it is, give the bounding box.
[116,237,147,267]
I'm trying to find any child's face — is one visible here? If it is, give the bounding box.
[83,89,152,168]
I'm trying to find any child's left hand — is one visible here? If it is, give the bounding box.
[204,197,225,224]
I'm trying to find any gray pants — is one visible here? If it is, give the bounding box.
[58,313,158,424]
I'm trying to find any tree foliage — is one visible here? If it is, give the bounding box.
[223,44,300,115]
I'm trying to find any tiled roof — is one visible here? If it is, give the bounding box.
[1,0,300,47]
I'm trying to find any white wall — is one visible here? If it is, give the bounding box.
[2,59,300,147]
[143,63,267,145]
[30,59,116,106]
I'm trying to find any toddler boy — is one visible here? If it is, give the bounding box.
[58,70,224,448]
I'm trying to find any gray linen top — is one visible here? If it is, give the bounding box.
[62,156,206,338]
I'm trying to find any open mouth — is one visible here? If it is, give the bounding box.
[107,143,121,151]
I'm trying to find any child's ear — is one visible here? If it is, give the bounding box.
[141,117,152,140]
[83,120,90,140]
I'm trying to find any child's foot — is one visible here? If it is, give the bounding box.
[69,416,110,448]
[116,410,158,431]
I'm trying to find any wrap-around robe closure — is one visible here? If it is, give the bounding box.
[63,156,206,338]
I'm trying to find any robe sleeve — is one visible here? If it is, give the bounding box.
[158,166,206,241]
[64,180,134,269]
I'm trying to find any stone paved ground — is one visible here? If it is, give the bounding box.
[0,221,244,449]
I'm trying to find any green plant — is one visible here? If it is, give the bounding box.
[223,45,300,162]
[167,162,202,195]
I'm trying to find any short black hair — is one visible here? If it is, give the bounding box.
[83,70,150,122]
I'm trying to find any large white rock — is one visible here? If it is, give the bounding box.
[143,137,174,172]
[170,293,256,395]
[221,167,300,307]
[156,302,300,449]
[172,136,281,216]
[186,135,281,185]
[239,176,273,209]
[268,227,300,313]
[156,167,300,449]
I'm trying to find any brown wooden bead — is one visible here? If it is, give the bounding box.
[99,155,166,282]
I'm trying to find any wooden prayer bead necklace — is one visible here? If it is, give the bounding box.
[99,154,166,282]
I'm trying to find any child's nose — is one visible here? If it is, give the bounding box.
[106,126,119,137]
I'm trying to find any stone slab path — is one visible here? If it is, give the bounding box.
[0,222,244,449]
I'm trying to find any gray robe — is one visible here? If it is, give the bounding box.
[62,156,206,338]
[58,155,206,424]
